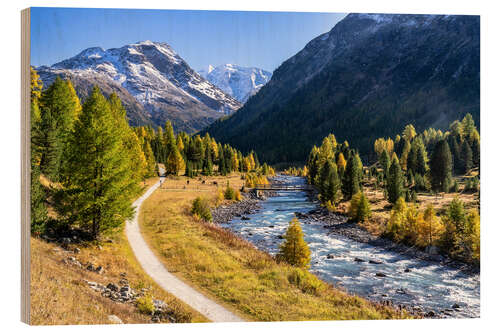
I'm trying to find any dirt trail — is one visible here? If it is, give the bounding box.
[125,177,244,322]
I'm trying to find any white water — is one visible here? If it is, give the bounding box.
[224,175,480,318]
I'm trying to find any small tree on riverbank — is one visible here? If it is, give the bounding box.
[277,218,311,269]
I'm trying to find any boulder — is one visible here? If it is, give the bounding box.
[354,257,365,263]
[375,272,387,277]
[369,259,383,264]
[107,283,119,292]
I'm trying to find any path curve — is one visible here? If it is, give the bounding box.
[125,176,244,322]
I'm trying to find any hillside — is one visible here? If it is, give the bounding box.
[36,41,242,133]
[204,14,480,164]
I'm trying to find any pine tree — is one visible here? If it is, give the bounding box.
[379,149,390,177]
[164,121,185,175]
[336,152,347,176]
[341,153,361,200]
[109,93,147,181]
[471,136,480,168]
[462,140,473,174]
[30,67,48,233]
[349,192,371,222]
[38,108,62,180]
[143,141,157,177]
[59,86,139,239]
[387,156,404,204]
[430,140,453,192]
[277,218,311,268]
[38,77,81,181]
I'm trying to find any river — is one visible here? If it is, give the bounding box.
[223,175,480,318]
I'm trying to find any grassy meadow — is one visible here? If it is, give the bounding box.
[139,173,409,321]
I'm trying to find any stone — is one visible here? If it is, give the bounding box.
[119,278,129,285]
[108,315,123,324]
[326,254,335,259]
[426,311,435,317]
[241,216,250,220]
[95,266,104,274]
[375,272,387,277]
[87,264,95,271]
[107,283,119,292]
[404,268,411,273]
[73,247,81,254]
[369,259,383,264]
[354,257,365,263]
[452,303,460,309]
[120,285,131,293]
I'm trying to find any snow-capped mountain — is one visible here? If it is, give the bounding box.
[36,41,242,133]
[199,64,272,103]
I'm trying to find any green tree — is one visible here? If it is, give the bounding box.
[462,140,473,174]
[430,140,453,192]
[341,153,361,200]
[379,149,390,177]
[387,156,404,204]
[319,160,340,203]
[277,218,311,268]
[349,192,371,222]
[59,86,139,239]
[164,121,185,175]
[30,67,48,233]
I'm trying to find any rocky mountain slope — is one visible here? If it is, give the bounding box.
[204,14,480,164]
[36,41,242,132]
[199,64,272,103]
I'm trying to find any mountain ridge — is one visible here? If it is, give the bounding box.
[36,40,242,132]
[204,13,480,164]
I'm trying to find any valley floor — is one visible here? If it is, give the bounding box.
[138,173,408,321]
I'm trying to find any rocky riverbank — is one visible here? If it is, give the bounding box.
[295,207,479,275]
[211,178,280,224]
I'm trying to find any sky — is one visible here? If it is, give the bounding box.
[30,7,346,72]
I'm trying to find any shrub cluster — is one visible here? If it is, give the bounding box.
[191,196,213,222]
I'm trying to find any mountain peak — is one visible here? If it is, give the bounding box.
[39,40,241,133]
[199,64,272,103]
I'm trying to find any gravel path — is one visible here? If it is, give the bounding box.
[125,176,245,323]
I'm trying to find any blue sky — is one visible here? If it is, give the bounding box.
[30,7,346,72]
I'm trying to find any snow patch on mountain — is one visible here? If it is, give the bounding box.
[199,64,272,103]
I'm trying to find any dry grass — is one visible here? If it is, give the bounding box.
[30,234,207,325]
[363,177,479,221]
[139,173,408,321]
[30,174,206,325]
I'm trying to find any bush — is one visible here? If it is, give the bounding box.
[215,189,224,206]
[136,296,155,315]
[191,197,213,222]
[324,200,336,212]
[287,268,325,295]
[223,181,237,200]
[235,189,242,201]
[451,180,459,193]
